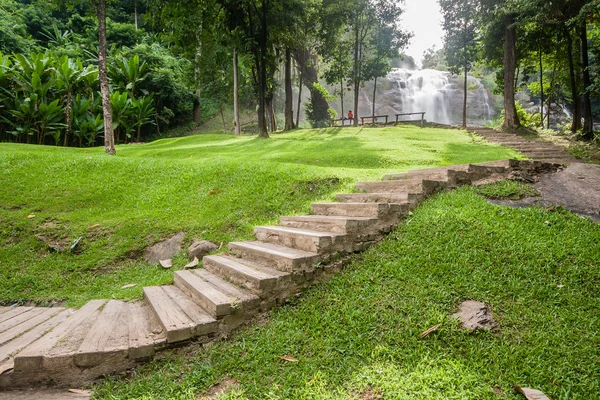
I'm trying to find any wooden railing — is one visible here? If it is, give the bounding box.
[395,112,426,125]
[360,115,389,125]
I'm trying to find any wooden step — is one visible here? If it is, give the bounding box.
[0,307,34,325]
[254,225,347,253]
[383,165,469,181]
[336,192,422,204]
[1,309,71,370]
[355,178,425,193]
[174,269,260,318]
[0,308,51,338]
[310,202,409,218]
[202,255,291,295]
[0,308,64,346]
[228,241,319,272]
[279,215,378,234]
[143,286,217,344]
[128,302,164,360]
[74,300,128,367]
[13,300,105,372]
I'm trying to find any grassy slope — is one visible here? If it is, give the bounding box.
[93,185,600,400]
[0,126,519,307]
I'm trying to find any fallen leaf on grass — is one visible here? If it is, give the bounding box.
[159,259,172,269]
[87,224,100,229]
[419,323,441,339]
[277,355,298,362]
[183,257,199,269]
[208,190,217,195]
[27,214,35,219]
[67,388,90,394]
[514,386,550,400]
[121,284,137,289]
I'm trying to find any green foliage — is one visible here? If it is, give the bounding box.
[476,179,540,199]
[0,126,518,306]
[92,187,600,399]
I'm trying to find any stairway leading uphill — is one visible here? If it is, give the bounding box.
[0,159,563,389]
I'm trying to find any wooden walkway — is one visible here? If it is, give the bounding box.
[0,159,567,389]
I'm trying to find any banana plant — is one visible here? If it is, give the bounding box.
[109,55,148,99]
[53,56,97,146]
[110,91,133,143]
[131,95,155,142]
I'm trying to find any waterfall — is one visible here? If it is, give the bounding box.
[354,68,496,126]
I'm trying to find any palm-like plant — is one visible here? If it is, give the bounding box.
[131,94,155,142]
[109,55,148,98]
[53,56,97,146]
[110,91,133,143]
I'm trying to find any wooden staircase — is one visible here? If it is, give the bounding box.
[0,159,564,389]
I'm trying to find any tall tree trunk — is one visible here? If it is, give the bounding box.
[340,80,344,124]
[579,23,593,139]
[64,90,72,146]
[284,48,294,130]
[256,0,269,138]
[565,27,582,132]
[352,17,360,127]
[372,76,377,126]
[193,39,202,123]
[293,48,330,127]
[134,0,138,30]
[233,47,241,135]
[92,0,115,155]
[462,63,468,128]
[502,14,520,130]
[539,48,544,127]
[296,63,303,128]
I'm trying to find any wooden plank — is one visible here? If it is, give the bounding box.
[0,308,63,346]
[0,308,48,334]
[143,286,193,344]
[0,307,10,315]
[0,307,33,325]
[127,302,157,360]
[13,300,105,371]
[74,300,126,367]
[162,286,217,337]
[0,309,71,363]
[0,358,13,375]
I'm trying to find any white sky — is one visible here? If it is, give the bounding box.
[401,0,444,66]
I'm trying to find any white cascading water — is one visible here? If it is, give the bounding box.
[359,68,495,126]
[387,68,453,124]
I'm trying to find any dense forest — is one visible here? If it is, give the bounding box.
[0,0,598,153]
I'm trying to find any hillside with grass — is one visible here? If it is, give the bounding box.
[0,126,519,307]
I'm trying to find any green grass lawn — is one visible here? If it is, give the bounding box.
[92,184,600,400]
[0,126,519,307]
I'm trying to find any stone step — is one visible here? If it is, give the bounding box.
[310,202,409,218]
[336,192,422,205]
[279,215,379,234]
[174,269,260,318]
[13,300,105,372]
[254,225,347,254]
[228,241,319,273]
[202,255,291,295]
[143,285,217,344]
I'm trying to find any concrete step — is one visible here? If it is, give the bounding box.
[143,285,217,344]
[228,241,319,273]
[202,255,291,295]
[336,192,422,205]
[254,225,347,253]
[279,215,379,234]
[174,269,260,318]
[310,202,409,218]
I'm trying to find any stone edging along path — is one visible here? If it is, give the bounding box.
[0,157,565,390]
